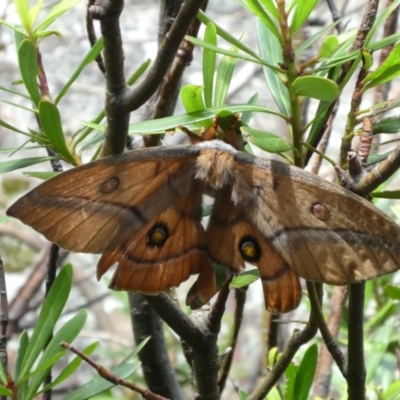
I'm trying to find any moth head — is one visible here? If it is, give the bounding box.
[195,141,236,189]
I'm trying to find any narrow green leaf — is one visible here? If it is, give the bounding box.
[257,19,290,115]
[240,0,281,40]
[16,331,29,399]
[364,42,400,89]
[27,310,88,398]
[214,48,238,107]
[0,387,12,396]
[55,37,104,105]
[187,36,269,67]
[18,39,40,106]
[197,10,263,61]
[293,344,318,400]
[20,351,66,385]
[371,190,400,199]
[64,362,140,400]
[292,76,339,101]
[0,157,55,174]
[384,285,400,301]
[364,0,400,48]
[285,362,298,400]
[230,269,260,288]
[203,22,217,108]
[241,93,259,124]
[0,357,7,385]
[256,0,280,19]
[372,115,400,134]
[24,171,58,179]
[243,126,292,153]
[35,0,80,32]
[29,0,44,26]
[18,265,73,381]
[366,319,395,384]
[239,389,249,399]
[290,0,318,35]
[15,0,31,32]
[42,342,99,393]
[0,19,26,35]
[180,84,205,113]
[125,104,285,134]
[383,380,400,400]
[39,100,77,164]
[296,21,341,56]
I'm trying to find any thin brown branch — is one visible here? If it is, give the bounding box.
[86,0,105,74]
[346,283,366,400]
[218,287,246,392]
[307,283,346,377]
[61,342,169,400]
[0,256,8,400]
[313,286,346,398]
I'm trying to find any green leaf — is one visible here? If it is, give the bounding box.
[319,35,339,58]
[285,362,298,400]
[16,331,29,398]
[0,386,13,396]
[214,47,238,107]
[0,157,55,174]
[372,116,400,134]
[42,342,99,394]
[230,269,260,289]
[384,285,400,301]
[366,319,395,384]
[15,0,31,32]
[371,190,400,199]
[24,171,59,179]
[241,93,259,124]
[18,39,40,106]
[180,84,205,113]
[55,37,104,105]
[242,126,292,153]
[383,380,400,400]
[29,0,44,27]
[39,100,77,164]
[35,0,80,32]
[17,265,73,382]
[197,10,263,61]
[293,344,318,400]
[240,0,281,40]
[290,0,318,35]
[292,76,339,101]
[266,387,282,400]
[125,104,285,134]
[257,19,290,116]
[364,42,400,89]
[63,361,140,400]
[27,310,88,398]
[0,355,7,385]
[203,22,217,108]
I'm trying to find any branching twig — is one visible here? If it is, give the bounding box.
[61,341,169,400]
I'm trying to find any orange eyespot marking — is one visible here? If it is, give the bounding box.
[147,224,169,247]
[239,236,261,262]
[100,177,119,193]
[312,203,330,221]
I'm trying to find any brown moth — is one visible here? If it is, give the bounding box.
[6,141,400,313]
